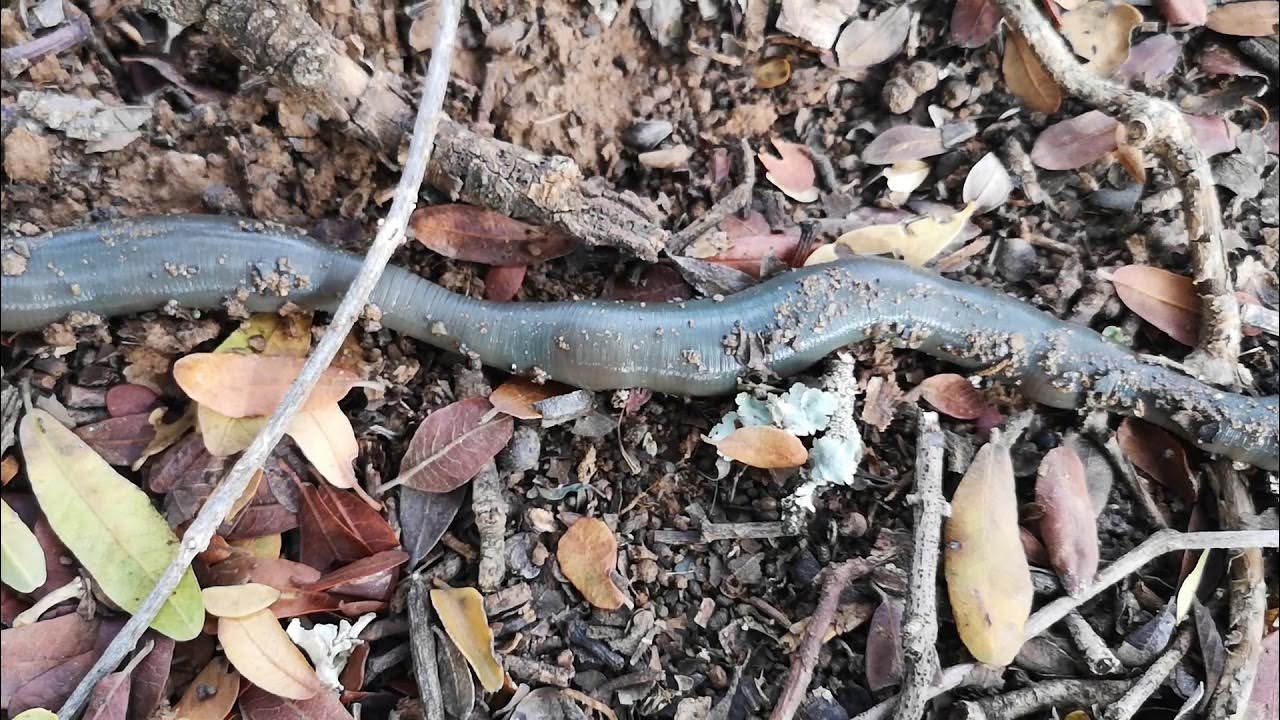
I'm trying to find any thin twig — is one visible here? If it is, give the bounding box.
[0,12,91,77]
[853,528,1279,720]
[771,556,879,720]
[1101,626,1194,720]
[1062,610,1124,676]
[894,411,947,720]
[54,2,464,716]
[953,678,1130,719]
[995,0,1241,385]
[668,139,756,254]
[407,574,446,720]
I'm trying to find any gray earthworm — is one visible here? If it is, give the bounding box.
[2,215,1275,470]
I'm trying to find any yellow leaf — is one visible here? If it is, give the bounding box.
[1003,27,1063,114]
[216,313,314,357]
[835,203,977,267]
[173,354,358,419]
[132,404,197,471]
[230,533,282,559]
[12,710,59,720]
[1,497,46,593]
[944,436,1033,665]
[1060,1,1143,76]
[286,405,358,490]
[203,582,282,618]
[20,409,204,640]
[557,517,628,611]
[431,587,506,692]
[708,426,808,469]
[217,608,320,699]
[803,243,842,266]
[198,404,266,457]
[755,57,792,89]
[173,657,240,720]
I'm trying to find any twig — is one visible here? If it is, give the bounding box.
[995,0,1241,385]
[771,556,879,720]
[473,461,507,592]
[852,528,1279,720]
[54,2,464,716]
[407,574,446,720]
[894,411,947,720]
[953,678,1130,719]
[1062,610,1124,676]
[668,139,756,254]
[1101,626,1194,720]
[1206,464,1266,719]
[0,12,91,77]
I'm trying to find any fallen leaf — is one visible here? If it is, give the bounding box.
[884,160,931,195]
[1115,34,1182,85]
[238,682,353,720]
[865,598,905,691]
[218,608,320,700]
[758,139,819,202]
[1197,42,1268,77]
[198,405,266,458]
[707,425,809,469]
[1036,447,1099,597]
[1193,601,1226,699]
[174,354,359,419]
[1031,111,1120,170]
[1246,631,1279,720]
[128,633,174,720]
[297,485,399,572]
[1109,265,1200,346]
[1176,549,1210,621]
[1183,113,1241,157]
[484,264,526,302]
[862,125,945,165]
[907,374,992,420]
[203,583,282,618]
[944,434,1033,665]
[962,152,1014,213]
[951,0,1002,48]
[1155,0,1207,25]
[286,405,359,491]
[435,626,476,719]
[73,413,157,467]
[1116,418,1197,503]
[12,711,59,720]
[755,57,792,88]
[490,378,575,420]
[410,204,577,266]
[172,657,240,720]
[689,224,805,277]
[83,671,130,720]
[1,613,99,710]
[389,398,514,493]
[1206,1,1280,36]
[104,384,159,418]
[860,376,905,431]
[835,202,978,266]
[21,409,203,641]
[836,5,912,70]
[1004,27,1064,114]
[775,0,858,48]
[1,499,46,594]
[1060,1,1144,76]
[302,549,408,601]
[400,486,467,567]
[430,587,506,692]
[556,517,628,611]
[638,145,693,170]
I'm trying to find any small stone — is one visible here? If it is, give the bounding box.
[622,120,674,150]
[997,237,1039,282]
[499,425,541,473]
[881,77,917,115]
[903,61,939,94]
[3,127,52,183]
[841,511,868,538]
[708,664,729,690]
[940,79,971,108]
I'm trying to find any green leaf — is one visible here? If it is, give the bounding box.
[20,409,204,640]
[1,498,46,593]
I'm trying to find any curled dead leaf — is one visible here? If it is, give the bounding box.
[410,204,577,266]
[489,378,575,420]
[1003,27,1063,114]
[557,517,628,611]
[430,587,506,691]
[1035,447,1099,597]
[835,203,977,266]
[707,425,808,469]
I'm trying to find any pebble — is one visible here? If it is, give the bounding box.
[622,120,674,150]
[996,237,1039,282]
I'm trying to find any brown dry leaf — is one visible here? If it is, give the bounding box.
[707,426,808,469]
[484,264,526,302]
[172,657,240,720]
[862,125,945,165]
[860,376,904,432]
[1155,0,1207,25]
[285,405,359,491]
[430,587,506,692]
[1031,111,1120,170]
[557,517,627,610]
[1109,265,1200,346]
[755,57,792,88]
[1035,447,1099,597]
[951,0,1002,48]
[1060,1,1144,76]
[865,598,905,692]
[217,608,320,700]
[758,139,819,203]
[1116,418,1197,502]
[1,456,19,485]
[835,202,978,266]
[1206,1,1280,36]
[202,583,282,619]
[489,378,574,420]
[944,434,1034,665]
[389,398,514,493]
[884,160,931,195]
[1184,113,1241,157]
[1115,34,1183,85]
[174,354,358,419]
[1003,27,1063,114]
[410,204,577,266]
[1114,133,1148,184]
[836,5,912,70]
[906,374,992,420]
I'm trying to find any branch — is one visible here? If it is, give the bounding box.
[894,411,947,720]
[853,528,1279,720]
[1101,627,1194,720]
[408,574,446,720]
[994,0,1241,385]
[55,1,464,716]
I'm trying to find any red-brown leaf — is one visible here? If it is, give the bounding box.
[129,634,174,720]
[399,486,466,567]
[302,549,409,601]
[1116,418,1197,502]
[84,671,130,720]
[951,0,1001,48]
[410,204,577,266]
[1155,0,1207,25]
[1,613,99,708]
[1031,111,1120,170]
[105,384,159,417]
[1035,447,1099,597]
[74,413,157,467]
[1184,113,1241,157]
[908,374,992,420]
[863,126,945,165]
[699,233,804,277]
[395,398,514,493]
[484,264,526,302]
[297,485,400,572]
[1109,265,1200,346]
[865,598,905,692]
